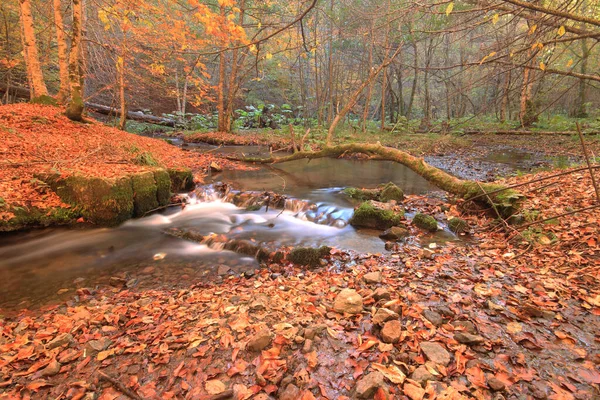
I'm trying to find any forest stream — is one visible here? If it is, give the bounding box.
[0,145,550,311]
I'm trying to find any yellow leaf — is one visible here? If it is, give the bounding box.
[528,24,537,35]
[492,13,499,25]
[479,51,497,65]
[265,52,273,60]
[446,2,454,16]
[558,26,566,36]
[97,349,115,361]
[539,62,546,71]
[566,58,573,67]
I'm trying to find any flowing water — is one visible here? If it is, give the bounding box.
[0,153,448,310]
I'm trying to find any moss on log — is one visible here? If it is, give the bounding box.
[228,143,523,215]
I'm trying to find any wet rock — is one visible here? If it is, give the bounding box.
[412,213,438,232]
[448,217,469,234]
[373,288,391,301]
[379,182,404,202]
[384,241,396,251]
[420,342,451,366]
[530,380,550,399]
[381,320,402,343]
[288,246,331,268]
[217,265,231,276]
[279,384,301,400]
[422,310,444,327]
[488,377,506,392]
[343,187,379,201]
[85,338,112,354]
[355,371,386,399]
[302,339,313,353]
[522,303,544,318]
[350,201,404,230]
[47,333,74,350]
[437,305,455,318]
[209,162,223,172]
[452,320,476,334]
[333,288,363,314]
[363,271,382,284]
[421,248,435,259]
[109,276,126,288]
[379,226,409,241]
[372,308,399,325]
[247,329,273,351]
[411,364,438,385]
[454,332,485,345]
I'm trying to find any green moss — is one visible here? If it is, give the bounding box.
[134,151,159,166]
[132,171,159,217]
[350,202,404,230]
[0,205,80,231]
[153,169,171,205]
[379,182,404,202]
[30,95,58,106]
[412,213,438,232]
[288,246,331,267]
[343,187,378,201]
[245,204,262,211]
[168,168,194,192]
[448,217,468,234]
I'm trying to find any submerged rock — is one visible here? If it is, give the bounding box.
[379,226,409,241]
[350,201,404,230]
[412,213,438,232]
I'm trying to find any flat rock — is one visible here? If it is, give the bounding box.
[333,288,363,314]
[422,310,444,327]
[454,332,485,345]
[355,371,385,399]
[411,363,439,385]
[373,287,391,301]
[363,271,382,284]
[420,342,451,366]
[247,329,273,351]
[379,226,409,241]
[452,320,476,334]
[47,333,74,350]
[488,377,506,392]
[372,308,399,325]
[381,320,402,343]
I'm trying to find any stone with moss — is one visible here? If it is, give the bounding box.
[448,217,469,234]
[288,246,331,267]
[168,168,195,192]
[350,201,404,230]
[153,169,171,205]
[412,213,438,232]
[30,95,58,106]
[132,171,159,217]
[379,182,404,202]
[343,187,379,201]
[0,205,80,232]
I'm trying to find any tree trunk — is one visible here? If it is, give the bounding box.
[117,55,126,130]
[573,39,589,118]
[327,47,401,145]
[216,4,227,132]
[19,0,49,100]
[361,21,374,133]
[65,0,84,121]
[228,142,523,214]
[406,40,418,119]
[500,70,511,122]
[53,0,69,104]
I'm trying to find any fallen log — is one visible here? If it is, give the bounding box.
[86,102,176,127]
[462,129,599,136]
[0,84,176,127]
[226,142,524,215]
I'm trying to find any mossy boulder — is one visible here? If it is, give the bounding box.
[350,201,404,230]
[288,246,331,267]
[343,187,379,201]
[412,213,438,232]
[154,169,171,205]
[448,217,469,234]
[132,171,160,217]
[379,182,404,202]
[0,205,80,232]
[168,168,194,192]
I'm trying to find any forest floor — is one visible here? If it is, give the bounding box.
[1,110,600,399]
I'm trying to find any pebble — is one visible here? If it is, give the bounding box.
[420,341,451,366]
[333,288,363,314]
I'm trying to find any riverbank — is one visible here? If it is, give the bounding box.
[0,161,598,399]
[0,104,245,230]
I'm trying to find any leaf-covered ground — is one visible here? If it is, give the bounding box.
[0,104,245,221]
[1,161,598,399]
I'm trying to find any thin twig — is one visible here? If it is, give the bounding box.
[515,204,600,231]
[577,122,600,204]
[98,371,143,400]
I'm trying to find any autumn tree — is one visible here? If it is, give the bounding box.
[18,0,49,101]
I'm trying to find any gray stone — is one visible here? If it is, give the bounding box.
[454,332,485,345]
[47,333,74,350]
[333,289,363,314]
[420,342,451,366]
[372,308,399,325]
[355,371,385,399]
[411,364,438,385]
[422,310,444,327]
